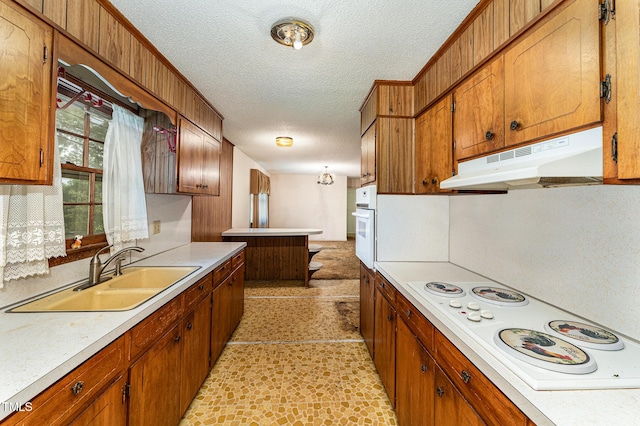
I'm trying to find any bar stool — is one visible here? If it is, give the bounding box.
[308,243,322,263]
[308,261,323,284]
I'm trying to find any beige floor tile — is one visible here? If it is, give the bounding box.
[181,273,397,425]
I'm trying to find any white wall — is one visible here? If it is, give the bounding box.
[347,187,356,237]
[232,147,269,228]
[269,174,347,241]
[377,195,449,262]
[0,193,192,308]
[449,185,640,341]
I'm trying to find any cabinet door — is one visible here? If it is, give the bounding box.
[454,56,505,161]
[129,324,182,426]
[615,0,640,179]
[434,367,484,426]
[396,318,435,426]
[415,94,453,194]
[230,264,245,332]
[211,277,232,365]
[373,289,396,406]
[359,263,375,358]
[378,117,413,193]
[68,375,127,426]
[200,133,221,195]
[177,117,205,193]
[180,296,212,415]
[361,124,376,185]
[504,0,601,146]
[0,0,53,184]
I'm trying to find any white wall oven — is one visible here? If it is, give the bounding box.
[353,185,376,270]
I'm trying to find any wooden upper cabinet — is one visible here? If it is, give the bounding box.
[415,94,453,194]
[614,0,640,179]
[42,0,67,28]
[504,0,601,147]
[177,116,220,195]
[453,55,505,161]
[377,117,413,193]
[98,6,130,73]
[360,123,376,185]
[509,0,542,36]
[0,0,53,185]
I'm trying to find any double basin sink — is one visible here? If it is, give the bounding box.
[10,266,200,312]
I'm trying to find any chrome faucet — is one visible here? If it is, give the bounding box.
[74,245,145,291]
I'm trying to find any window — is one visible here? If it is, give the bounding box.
[55,80,111,253]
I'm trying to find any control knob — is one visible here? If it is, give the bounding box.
[467,312,482,322]
[449,300,462,308]
[467,301,480,311]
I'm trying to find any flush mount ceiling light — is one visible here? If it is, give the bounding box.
[317,166,335,185]
[271,19,314,50]
[275,136,293,147]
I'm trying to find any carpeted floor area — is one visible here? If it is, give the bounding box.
[180,239,398,425]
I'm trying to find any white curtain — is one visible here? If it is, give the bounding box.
[0,136,66,286]
[103,105,148,252]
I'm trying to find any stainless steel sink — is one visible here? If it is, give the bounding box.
[9,266,200,312]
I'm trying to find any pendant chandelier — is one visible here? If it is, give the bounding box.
[317,166,335,185]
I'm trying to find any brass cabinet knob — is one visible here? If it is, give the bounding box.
[436,387,444,397]
[461,370,471,383]
[485,130,494,140]
[71,381,84,396]
[510,120,520,131]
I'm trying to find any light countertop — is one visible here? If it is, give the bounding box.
[0,242,245,421]
[222,228,322,237]
[376,261,640,426]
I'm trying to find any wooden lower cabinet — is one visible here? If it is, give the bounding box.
[210,257,245,366]
[434,366,484,426]
[180,296,212,415]
[359,262,375,357]
[68,375,127,426]
[396,318,435,426]
[128,323,183,426]
[374,284,396,406]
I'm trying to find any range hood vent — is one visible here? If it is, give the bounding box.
[440,127,603,191]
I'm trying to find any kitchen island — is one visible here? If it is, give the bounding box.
[222,228,322,287]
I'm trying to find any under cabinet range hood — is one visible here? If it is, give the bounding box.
[440,127,604,191]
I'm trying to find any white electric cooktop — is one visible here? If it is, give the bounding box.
[407,281,640,391]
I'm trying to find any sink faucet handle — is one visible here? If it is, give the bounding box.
[91,244,113,265]
[114,255,128,276]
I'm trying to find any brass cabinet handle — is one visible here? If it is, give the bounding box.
[186,322,193,330]
[71,381,84,396]
[422,178,429,186]
[436,387,444,397]
[461,370,471,384]
[174,335,181,343]
[431,178,437,185]
[198,284,204,290]
[485,130,494,140]
[421,364,427,372]
[510,120,520,131]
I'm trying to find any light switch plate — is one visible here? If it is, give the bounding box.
[153,220,161,234]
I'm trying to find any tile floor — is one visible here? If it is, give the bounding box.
[180,279,397,425]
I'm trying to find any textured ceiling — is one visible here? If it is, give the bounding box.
[109,0,480,177]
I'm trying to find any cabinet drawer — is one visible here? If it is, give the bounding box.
[213,258,232,286]
[375,272,397,305]
[434,331,527,426]
[397,293,434,353]
[231,250,245,270]
[130,295,184,360]
[3,336,126,426]
[184,273,212,312]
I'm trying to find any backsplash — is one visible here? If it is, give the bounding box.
[449,185,640,342]
[0,194,192,309]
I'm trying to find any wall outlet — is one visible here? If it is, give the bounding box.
[153,220,161,234]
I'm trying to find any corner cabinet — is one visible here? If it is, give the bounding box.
[0,0,54,185]
[177,116,221,195]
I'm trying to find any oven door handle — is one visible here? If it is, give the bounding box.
[352,212,371,218]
